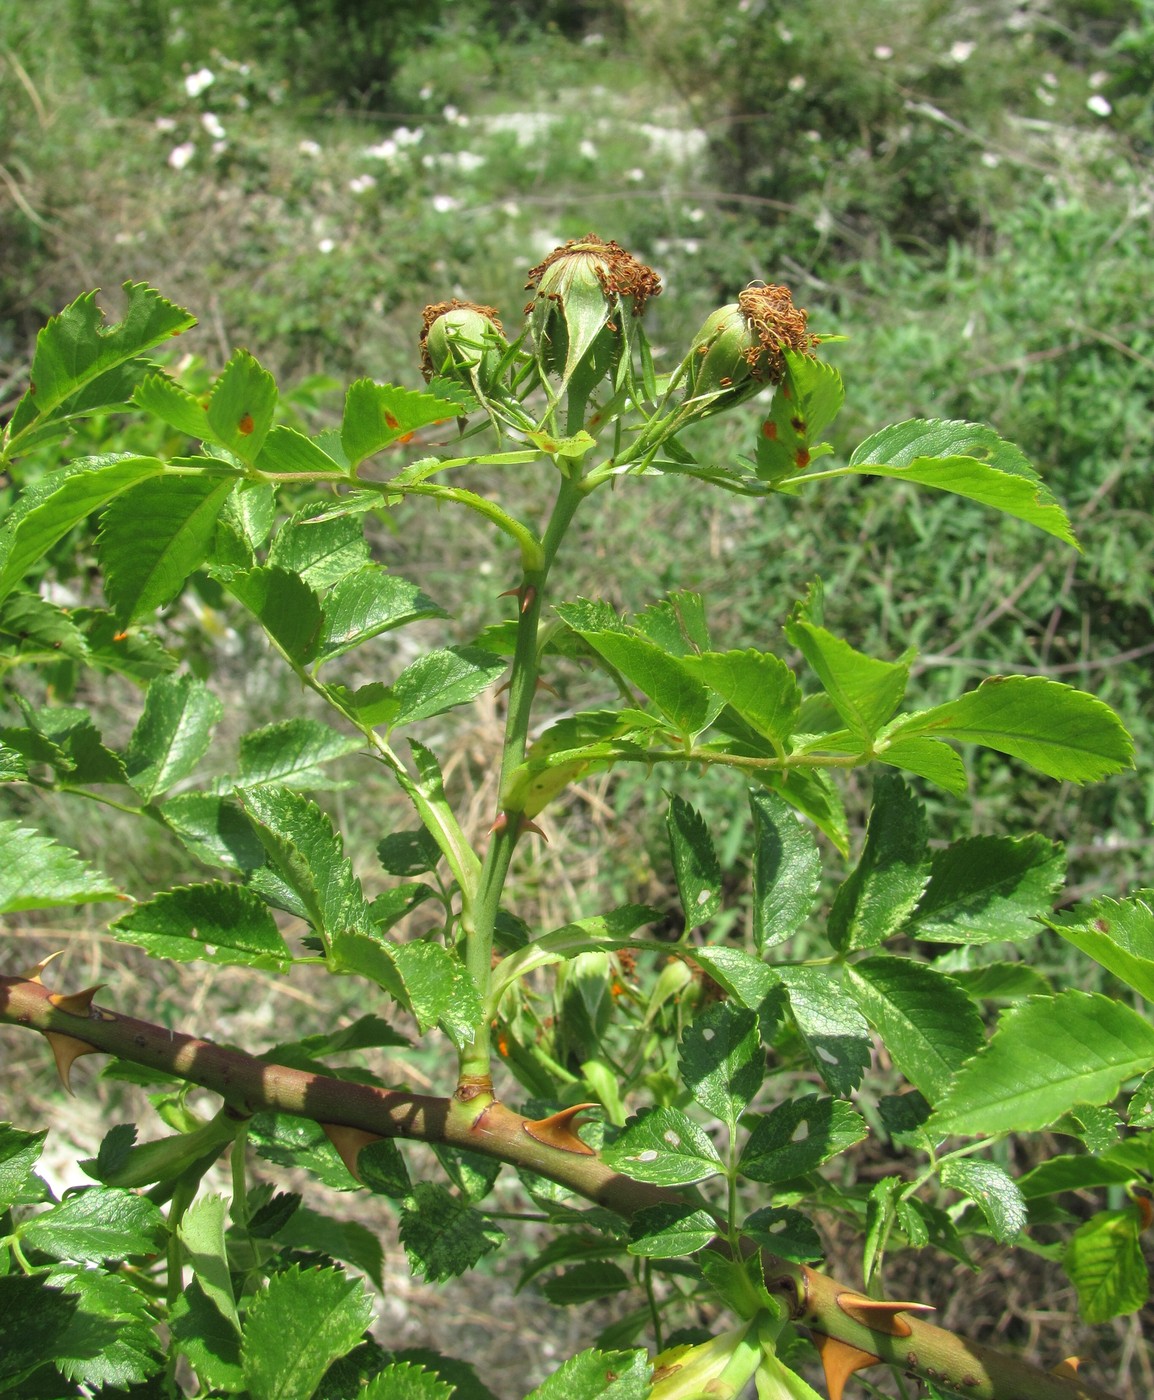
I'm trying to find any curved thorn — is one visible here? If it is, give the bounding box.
[835,1294,935,1337]
[523,1103,598,1155]
[44,1031,102,1094]
[320,1123,383,1183]
[813,1334,884,1400]
[1053,1358,1081,1377]
[519,818,548,842]
[21,950,65,983]
[49,985,104,1017]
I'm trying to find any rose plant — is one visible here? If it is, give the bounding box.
[0,235,1150,1400]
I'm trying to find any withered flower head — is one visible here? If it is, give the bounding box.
[688,283,818,398]
[523,234,662,320]
[419,298,506,383]
[523,233,661,388]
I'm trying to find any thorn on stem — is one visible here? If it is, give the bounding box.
[21,950,65,983]
[49,985,104,1017]
[44,1031,102,1094]
[813,1334,885,1400]
[835,1294,934,1337]
[320,1123,383,1183]
[523,1103,598,1155]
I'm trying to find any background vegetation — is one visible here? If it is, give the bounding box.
[2,0,1152,1392]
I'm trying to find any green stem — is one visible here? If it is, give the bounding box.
[458,469,584,1082]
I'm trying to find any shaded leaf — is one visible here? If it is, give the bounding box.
[125,672,222,802]
[398,1182,504,1282]
[679,1002,762,1131]
[666,795,722,929]
[774,966,873,1095]
[600,1107,724,1186]
[907,835,1066,945]
[749,788,820,950]
[111,881,291,970]
[940,1159,1026,1243]
[738,1095,867,1183]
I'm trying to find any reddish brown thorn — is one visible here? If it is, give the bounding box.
[523,1103,598,1155]
[536,676,560,699]
[488,812,509,835]
[49,985,103,1017]
[21,950,65,983]
[1052,1358,1081,1378]
[320,1123,383,1183]
[519,818,548,842]
[497,586,521,600]
[520,585,536,614]
[814,1334,885,1400]
[45,1031,102,1095]
[835,1294,935,1337]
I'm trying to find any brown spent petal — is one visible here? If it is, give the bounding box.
[419,298,503,378]
[524,233,661,318]
[736,282,819,385]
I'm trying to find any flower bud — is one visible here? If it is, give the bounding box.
[523,233,660,390]
[686,283,818,401]
[419,299,506,390]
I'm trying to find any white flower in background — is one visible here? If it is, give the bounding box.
[184,67,215,98]
[1036,86,1056,106]
[453,150,485,173]
[212,141,227,155]
[950,41,975,63]
[443,104,459,122]
[1089,70,1109,89]
[431,193,460,213]
[299,139,322,156]
[155,115,176,132]
[419,84,434,100]
[393,126,423,146]
[201,112,225,139]
[501,200,520,217]
[348,174,376,193]
[788,74,806,92]
[1087,94,1112,116]
[982,151,1000,168]
[582,32,604,46]
[874,45,894,60]
[365,140,399,160]
[317,237,335,253]
[168,141,196,170]
[687,206,705,222]
[1041,71,1059,88]
[627,167,646,182]
[579,138,598,159]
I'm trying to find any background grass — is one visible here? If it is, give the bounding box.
[3,1,1153,1394]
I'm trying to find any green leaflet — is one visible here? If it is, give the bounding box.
[1040,892,1154,1001]
[930,990,1154,1136]
[525,1348,650,1400]
[666,794,723,929]
[679,1002,763,1132]
[21,1188,166,1264]
[0,1124,48,1213]
[341,380,467,469]
[755,351,844,484]
[266,505,370,589]
[886,675,1134,783]
[111,882,292,971]
[543,1261,631,1305]
[626,1204,718,1258]
[4,283,195,459]
[827,774,930,953]
[846,417,1076,544]
[205,349,278,463]
[0,454,166,604]
[1064,1209,1149,1323]
[170,1282,245,1393]
[45,1266,164,1389]
[749,788,821,950]
[177,1194,239,1332]
[125,672,223,802]
[905,835,1066,945]
[600,1107,724,1186]
[398,1182,505,1282]
[233,717,363,791]
[738,1095,867,1184]
[939,1159,1026,1243]
[362,1362,455,1400]
[317,567,445,664]
[0,1275,82,1393]
[0,821,119,913]
[240,1265,373,1400]
[333,647,507,730]
[774,966,873,1096]
[679,648,801,749]
[846,955,983,1102]
[783,605,909,743]
[220,564,324,664]
[98,471,238,624]
[239,785,373,948]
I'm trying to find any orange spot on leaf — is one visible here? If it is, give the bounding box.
[795,447,811,469]
[398,431,415,444]
[112,631,129,642]
[762,420,777,439]
[237,413,255,435]
[384,411,400,430]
